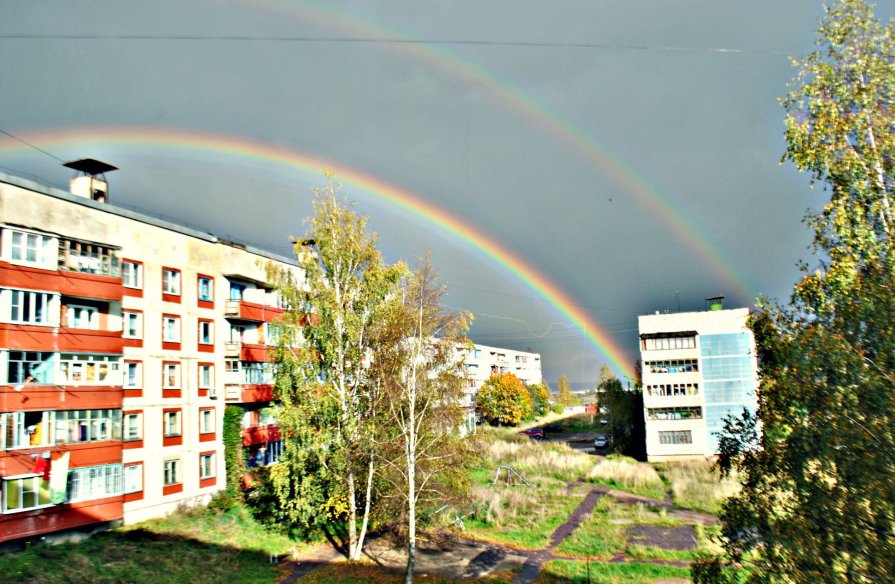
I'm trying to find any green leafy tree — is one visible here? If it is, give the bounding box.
[373,255,476,583]
[556,374,579,406]
[268,179,406,560]
[696,3,895,581]
[528,381,551,417]
[597,366,646,460]
[476,372,532,426]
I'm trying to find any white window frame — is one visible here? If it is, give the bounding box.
[163,362,181,389]
[163,316,181,342]
[162,269,181,296]
[123,412,142,441]
[2,474,53,513]
[198,320,213,344]
[198,277,214,302]
[3,228,56,269]
[6,351,55,384]
[124,361,142,389]
[199,453,215,480]
[122,261,143,289]
[163,459,180,486]
[199,364,214,389]
[66,304,99,330]
[6,289,59,326]
[123,311,142,339]
[66,464,122,503]
[199,409,215,434]
[123,463,143,494]
[58,354,121,385]
[163,411,181,437]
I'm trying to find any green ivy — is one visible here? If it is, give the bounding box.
[223,406,245,500]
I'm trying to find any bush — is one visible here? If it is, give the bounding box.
[550,403,564,415]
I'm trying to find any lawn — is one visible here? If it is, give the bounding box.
[299,562,516,583]
[584,455,667,500]
[653,459,740,515]
[0,504,300,584]
[538,559,691,583]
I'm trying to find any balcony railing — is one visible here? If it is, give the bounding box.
[224,341,241,358]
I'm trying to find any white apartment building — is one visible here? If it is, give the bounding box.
[456,343,542,432]
[638,299,758,461]
[0,163,301,541]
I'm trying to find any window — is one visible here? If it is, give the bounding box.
[122,260,143,289]
[644,359,699,374]
[230,324,245,342]
[66,304,98,329]
[124,361,142,388]
[123,311,142,339]
[5,229,55,267]
[241,362,273,385]
[124,464,143,494]
[53,409,122,444]
[162,269,181,296]
[58,354,121,385]
[198,276,214,302]
[58,240,120,276]
[163,362,181,389]
[643,335,697,351]
[7,289,58,325]
[199,364,214,389]
[199,453,215,480]
[229,283,246,301]
[648,407,702,421]
[659,430,693,445]
[647,383,699,397]
[6,351,54,384]
[163,411,181,437]
[199,409,215,434]
[163,459,180,486]
[198,320,213,345]
[123,412,142,441]
[66,464,122,503]
[3,476,52,513]
[163,315,180,342]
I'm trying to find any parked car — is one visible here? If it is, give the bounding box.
[520,428,545,440]
[543,424,563,433]
[593,436,609,450]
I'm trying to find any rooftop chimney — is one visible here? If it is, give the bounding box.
[63,158,118,203]
[706,295,725,311]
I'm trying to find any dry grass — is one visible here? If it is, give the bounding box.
[483,431,595,482]
[655,460,740,514]
[585,455,666,500]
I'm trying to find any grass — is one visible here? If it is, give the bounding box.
[0,504,299,584]
[585,455,667,500]
[300,562,515,583]
[538,559,691,583]
[653,459,741,514]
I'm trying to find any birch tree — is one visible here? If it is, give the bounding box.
[374,255,475,583]
[269,180,405,559]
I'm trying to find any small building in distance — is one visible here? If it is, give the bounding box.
[638,297,758,461]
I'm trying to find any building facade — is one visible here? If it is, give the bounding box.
[0,168,300,542]
[638,303,758,461]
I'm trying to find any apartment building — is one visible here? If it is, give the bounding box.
[457,343,542,432]
[638,299,758,461]
[0,163,300,542]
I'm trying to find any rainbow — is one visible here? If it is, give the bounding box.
[233,0,757,298]
[0,126,637,378]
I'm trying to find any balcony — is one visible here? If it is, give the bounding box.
[224,384,242,401]
[224,341,241,358]
[241,423,281,447]
[223,384,274,404]
[223,300,284,323]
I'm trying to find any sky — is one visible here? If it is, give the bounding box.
[3,1,892,388]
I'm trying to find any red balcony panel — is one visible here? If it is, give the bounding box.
[57,328,125,353]
[240,343,272,362]
[239,301,284,323]
[0,497,123,543]
[0,386,122,413]
[241,423,281,447]
[241,384,273,403]
[58,270,123,301]
[124,491,144,503]
[0,442,123,477]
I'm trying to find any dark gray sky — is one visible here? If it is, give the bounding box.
[4,1,890,387]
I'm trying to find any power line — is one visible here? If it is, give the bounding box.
[0,128,63,162]
[0,33,785,55]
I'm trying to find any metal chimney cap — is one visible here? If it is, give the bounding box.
[62,158,118,175]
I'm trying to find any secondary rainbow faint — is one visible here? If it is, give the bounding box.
[230,0,756,299]
[0,126,637,378]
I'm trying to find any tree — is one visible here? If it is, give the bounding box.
[696,3,895,581]
[373,255,475,583]
[556,374,579,406]
[528,381,551,417]
[268,179,406,560]
[597,367,646,460]
[476,372,532,426]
